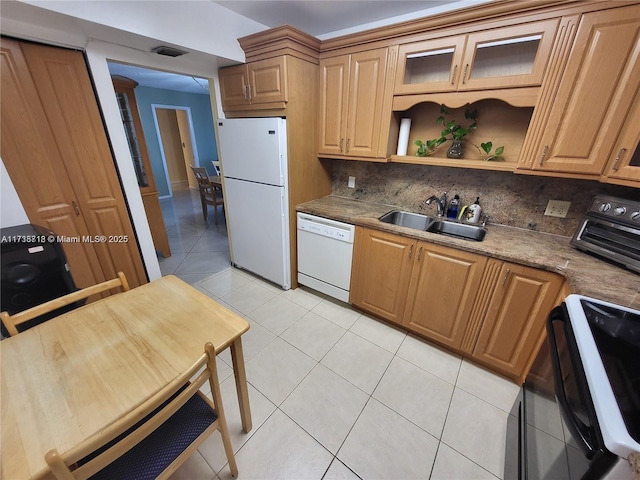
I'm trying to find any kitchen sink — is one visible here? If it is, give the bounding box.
[379,210,486,241]
[428,219,487,242]
[378,210,435,230]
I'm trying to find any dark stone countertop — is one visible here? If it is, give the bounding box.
[297,195,640,309]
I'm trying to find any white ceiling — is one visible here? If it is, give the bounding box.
[103,1,477,94]
[213,1,458,37]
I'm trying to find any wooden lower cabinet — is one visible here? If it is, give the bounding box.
[350,226,565,382]
[402,242,487,350]
[471,262,564,381]
[350,227,414,324]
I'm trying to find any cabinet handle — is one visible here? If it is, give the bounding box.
[539,145,549,166]
[346,139,350,153]
[340,138,344,152]
[243,84,249,100]
[247,84,253,101]
[409,244,413,259]
[612,148,627,171]
[418,246,423,261]
[462,64,469,84]
[72,200,81,216]
[502,268,510,286]
[451,64,458,85]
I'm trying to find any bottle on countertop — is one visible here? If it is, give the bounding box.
[466,197,482,224]
[446,194,460,219]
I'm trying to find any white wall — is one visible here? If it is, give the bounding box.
[0,1,268,280]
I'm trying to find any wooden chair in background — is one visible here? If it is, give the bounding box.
[44,342,238,479]
[190,165,224,225]
[0,272,129,337]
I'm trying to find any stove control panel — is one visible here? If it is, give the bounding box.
[589,195,640,225]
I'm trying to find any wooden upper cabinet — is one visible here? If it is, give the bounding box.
[318,48,391,160]
[602,79,640,187]
[402,242,487,350]
[350,226,415,324]
[522,5,640,176]
[394,19,558,95]
[219,57,287,110]
[473,262,564,380]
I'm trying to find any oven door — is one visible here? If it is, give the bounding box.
[546,305,618,478]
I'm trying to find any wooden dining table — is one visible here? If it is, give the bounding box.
[0,275,251,480]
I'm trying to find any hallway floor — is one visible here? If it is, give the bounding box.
[157,189,531,480]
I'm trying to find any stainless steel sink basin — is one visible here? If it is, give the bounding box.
[378,210,434,230]
[428,219,487,241]
[379,210,486,241]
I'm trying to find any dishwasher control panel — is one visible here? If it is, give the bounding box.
[297,214,354,243]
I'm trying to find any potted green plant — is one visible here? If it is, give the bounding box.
[414,106,505,161]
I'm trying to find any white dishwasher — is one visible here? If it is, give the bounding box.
[297,213,355,303]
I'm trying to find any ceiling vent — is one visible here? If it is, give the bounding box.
[150,46,188,57]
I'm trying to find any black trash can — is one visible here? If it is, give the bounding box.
[1,224,84,336]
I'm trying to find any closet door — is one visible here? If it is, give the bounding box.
[1,39,147,288]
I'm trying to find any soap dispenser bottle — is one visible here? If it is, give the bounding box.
[466,197,482,224]
[447,194,460,219]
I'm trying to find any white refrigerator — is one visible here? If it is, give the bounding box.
[217,117,290,289]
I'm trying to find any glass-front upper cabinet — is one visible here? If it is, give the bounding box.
[395,19,559,95]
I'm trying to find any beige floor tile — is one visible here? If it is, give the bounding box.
[221,281,280,315]
[174,251,231,275]
[232,318,276,362]
[431,443,499,480]
[323,458,361,480]
[396,334,462,384]
[321,331,393,394]
[281,364,369,454]
[217,409,333,480]
[338,398,439,479]
[248,295,308,335]
[442,388,511,479]
[349,314,406,353]
[281,285,326,310]
[169,451,216,480]
[198,268,253,298]
[246,337,316,405]
[373,356,454,439]
[456,360,520,413]
[281,311,346,361]
[312,298,361,329]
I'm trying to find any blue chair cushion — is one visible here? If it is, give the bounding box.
[88,391,217,480]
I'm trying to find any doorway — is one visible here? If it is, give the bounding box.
[152,105,200,196]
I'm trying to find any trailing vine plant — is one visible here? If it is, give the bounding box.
[414,105,505,161]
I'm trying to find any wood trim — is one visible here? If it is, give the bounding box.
[319,0,592,52]
[390,155,516,172]
[239,25,321,64]
[392,88,540,110]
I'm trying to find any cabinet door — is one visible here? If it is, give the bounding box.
[318,55,350,155]
[219,64,249,107]
[532,6,640,175]
[2,40,147,289]
[459,19,558,91]
[402,242,487,349]
[344,48,388,158]
[350,227,414,324]
[395,36,465,95]
[603,88,640,186]
[1,40,105,289]
[248,57,287,104]
[473,263,563,379]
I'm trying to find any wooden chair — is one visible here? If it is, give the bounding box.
[44,342,238,479]
[190,165,224,225]
[0,272,129,337]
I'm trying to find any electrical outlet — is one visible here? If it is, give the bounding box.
[348,176,355,188]
[544,200,571,218]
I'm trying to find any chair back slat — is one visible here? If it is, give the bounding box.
[1,272,129,336]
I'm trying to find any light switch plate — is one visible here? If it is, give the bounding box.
[544,200,571,218]
[348,176,355,188]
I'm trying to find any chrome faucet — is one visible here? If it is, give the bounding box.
[425,192,447,217]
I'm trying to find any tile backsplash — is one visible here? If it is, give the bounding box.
[331,160,639,236]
